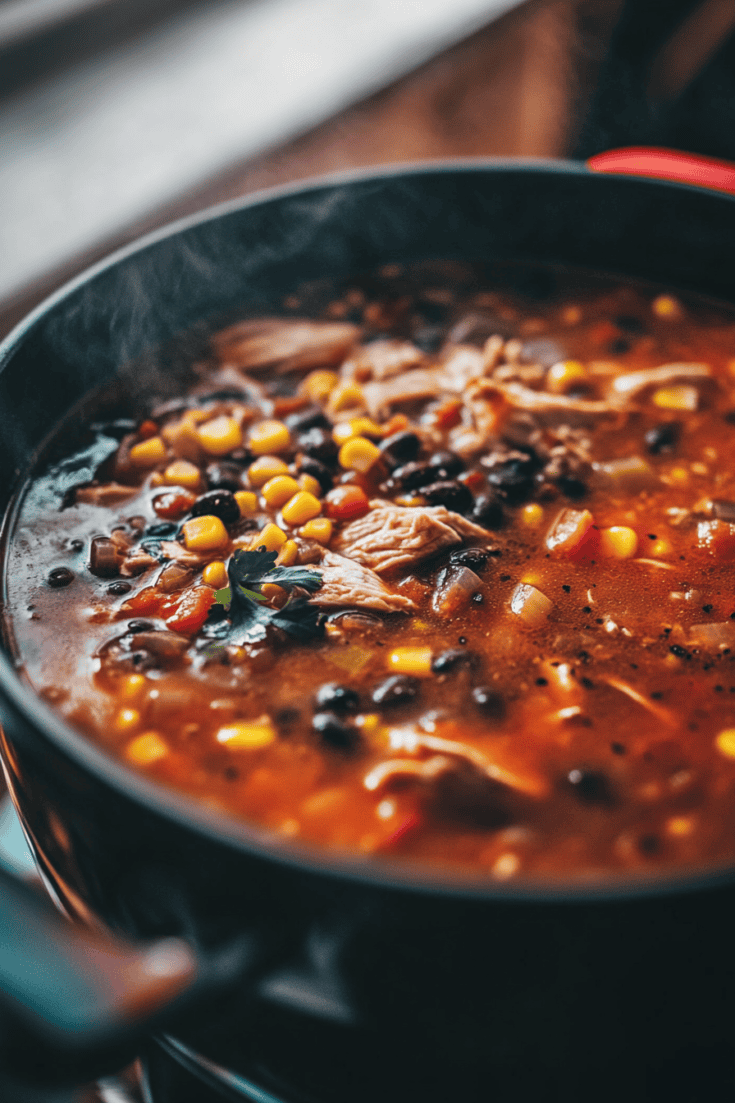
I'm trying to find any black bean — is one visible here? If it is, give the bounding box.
[471,492,503,530]
[427,450,464,478]
[393,461,434,490]
[372,675,420,708]
[315,683,361,713]
[312,711,359,750]
[566,768,614,805]
[286,405,331,433]
[448,547,491,571]
[645,422,680,454]
[557,476,588,500]
[298,427,338,463]
[144,521,179,539]
[421,480,474,513]
[107,581,132,595]
[47,567,75,588]
[297,456,333,493]
[380,431,422,468]
[432,648,478,674]
[485,456,537,503]
[471,686,505,720]
[205,462,245,492]
[189,490,240,526]
[68,538,85,552]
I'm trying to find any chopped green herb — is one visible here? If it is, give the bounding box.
[209,547,324,643]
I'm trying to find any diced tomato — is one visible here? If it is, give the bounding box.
[162,586,215,634]
[697,519,735,558]
[152,489,198,519]
[138,419,159,439]
[325,484,370,521]
[121,586,166,616]
[381,413,409,437]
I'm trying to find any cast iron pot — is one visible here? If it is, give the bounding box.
[1,154,735,1103]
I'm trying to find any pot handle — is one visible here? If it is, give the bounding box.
[587,147,735,196]
[0,862,244,1088]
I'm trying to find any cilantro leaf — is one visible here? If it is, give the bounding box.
[228,548,322,596]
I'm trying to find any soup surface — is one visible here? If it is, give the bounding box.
[7,264,735,879]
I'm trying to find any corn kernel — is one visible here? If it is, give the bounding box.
[333,417,382,445]
[216,717,276,750]
[281,491,322,525]
[247,456,289,486]
[301,369,339,403]
[130,436,167,466]
[547,360,587,394]
[276,539,299,567]
[339,436,381,473]
[251,522,287,552]
[521,503,544,527]
[182,515,229,551]
[114,708,141,734]
[202,560,229,589]
[329,381,365,413]
[234,490,258,515]
[666,816,694,837]
[261,474,300,508]
[120,674,146,702]
[196,416,243,455]
[652,294,680,319]
[387,646,433,676]
[164,459,201,489]
[248,419,291,455]
[668,466,689,486]
[716,729,735,757]
[652,385,698,411]
[651,538,672,557]
[599,526,638,559]
[299,517,333,544]
[261,582,286,601]
[126,732,168,765]
[298,473,322,497]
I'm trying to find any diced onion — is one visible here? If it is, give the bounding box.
[510,583,553,627]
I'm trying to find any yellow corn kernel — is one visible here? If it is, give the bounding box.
[120,673,146,702]
[547,360,587,394]
[281,491,322,525]
[299,517,333,544]
[387,646,433,676]
[164,459,201,489]
[276,539,299,567]
[666,816,694,837]
[248,419,291,455]
[126,731,168,765]
[716,729,735,757]
[668,466,689,486]
[298,473,322,497]
[599,526,638,559]
[651,538,672,557]
[130,436,167,466]
[652,385,698,411]
[247,455,289,486]
[521,503,544,527]
[202,560,229,589]
[216,717,276,750]
[339,436,381,473]
[333,417,382,445]
[261,474,300,508]
[251,522,287,552]
[114,708,141,734]
[261,583,285,601]
[301,369,339,403]
[652,294,680,319]
[234,490,258,515]
[196,416,243,455]
[182,408,209,427]
[328,381,365,413]
[182,515,229,551]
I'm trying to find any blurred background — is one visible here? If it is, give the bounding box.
[3,0,735,343]
[3,0,735,1098]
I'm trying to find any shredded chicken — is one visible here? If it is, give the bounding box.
[159,541,210,567]
[488,379,616,415]
[75,483,139,507]
[609,362,710,400]
[333,502,488,575]
[311,551,416,613]
[343,339,425,381]
[361,345,488,419]
[120,550,159,577]
[212,319,360,374]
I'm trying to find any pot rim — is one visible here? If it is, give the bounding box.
[3,155,735,905]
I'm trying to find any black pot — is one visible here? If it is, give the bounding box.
[2,159,735,1103]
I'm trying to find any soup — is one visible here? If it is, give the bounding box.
[7,265,735,878]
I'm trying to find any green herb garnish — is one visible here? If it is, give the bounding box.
[209,547,324,644]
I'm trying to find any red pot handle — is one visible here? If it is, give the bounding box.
[587,147,735,196]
